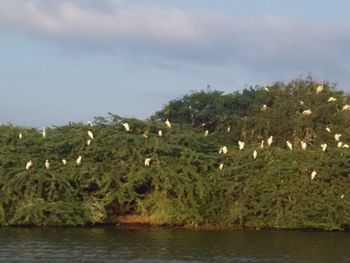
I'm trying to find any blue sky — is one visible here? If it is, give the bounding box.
[1,0,350,127]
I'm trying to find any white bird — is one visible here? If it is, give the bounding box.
[87,130,94,140]
[219,163,224,170]
[299,100,305,106]
[321,143,327,152]
[238,141,245,150]
[341,194,345,199]
[311,170,317,180]
[301,141,307,150]
[26,160,32,171]
[342,104,350,111]
[45,160,50,170]
[264,84,270,92]
[253,150,257,160]
[42,128,46,138]
[326,127,331,133]
[267,136,273,147]
[158,130,163,137]
[286,141,293,151]
[122,123,130,132]
[219,146,228,155]
[335,134,342,141]
[302,109,312,116]
[261,104,267,111]
[76,156,82,166]
[204,130,209,137]
[19,133,22,139]
[87,139,91,146]
[142,133,149,139]
[328,97,337,102]
[227,126,231,132]
[342,144,349,148]
[338,141,343,148]
[62,159,67,165]
[165,119,171,128]
[316,84,323,94]
[144,158,151,167]
[260,140,264,149]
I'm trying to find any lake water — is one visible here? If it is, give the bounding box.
[0,226,349,262]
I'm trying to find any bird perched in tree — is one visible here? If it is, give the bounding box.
[227,126,231,132]
[302,109,312,116]
[122,123,130,132]
[316,84,323,94]
[260,140,264,149]
[144,158,151,167]
[19,133,22,139]
[299,101,304,106]
[338,142,343,148]
[238,141,245,150]
[42,128,46,138]
[326,127,331,133]
[261,104,267,111]
[301,141,307,150]
[165,119,171,128]
[264,84,270,92]
[286,141,293,150]
[268,136,273,146]
[253,150,257,160]
[219,163,224,170]
[311,170,317,180]
[335,134,342,141]
[342,104,350,111]
[87,140,91,146]
[62,159,67,165]
[219,146,228,155]
[321,143,327,152]
[341,194,345,199]
[342,144,349,148]
[26,160,32,171]
[204,130,209,137]
[158,130,163,137]
[88,130,94,140]
[76,156,82,166]
[328,97,337,102]
[45,160,50,170]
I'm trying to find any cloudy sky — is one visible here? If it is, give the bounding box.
[1,0,350,127]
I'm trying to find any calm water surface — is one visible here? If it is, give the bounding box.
[0,226,349,262]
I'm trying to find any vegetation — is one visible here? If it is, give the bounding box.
[1,78,350,230]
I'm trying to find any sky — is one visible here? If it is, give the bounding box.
[1,0,350,127]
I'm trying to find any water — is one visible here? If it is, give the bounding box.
[0,226,349,262]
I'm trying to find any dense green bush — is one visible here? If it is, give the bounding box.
[0,78,350,230]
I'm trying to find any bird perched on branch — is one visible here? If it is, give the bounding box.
[302,109,312,116]
[328,97,336,102]
[316,84,323,94]
[144,158,151,167]
[165,119,171,128]
[122,123,130,132]
[26,160,32,171]
[42,128,46,138]
[158,130,163,137]
[301,141,307,150]
[286,141,293,151]
[267,136,273,147]
[238,141,245,150]
[62,159,67,165]
[88,130,94,140]
[253,150,257,160]
[204,130,209,137]
[342,104,350,111]
[311,170,317,180]
[219,146,228,155]
[76,156,82,166]
[334,134,342,141]
[321,143,327,152]
[260,140,264,149]
[45,160,50,170]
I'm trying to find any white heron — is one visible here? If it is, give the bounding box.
[335,134,342,141]
[311,170,317,180]
[45,160,50,170]
[326,127,331,133]
[26,160,32,171]
[238,141,245,150]
[165,119,171,128]
[87,139,91,146]
[267,136,273,147]
[88,130,94,140]
[342,144,349,148]
[42,128,46,138]
[341,194,345,199]
[260,140,264,149]
[342,104,350,111]
[338,142,343,148]
[204,130,209,137]
[301,141,307,150]
[264,84,270,92]
[158,130,163,137]
[76,156,82,166]
[286,141,293,151]
[62,159,67,165]
[328,97,337,102]
[261,104,267,111]
[227,126,231,132]
[219,146,228,155]
[321,143,327,152]
[19,133,22,139]
[219,163,224,170]
[316,84,323,94]
[302,109,312,116]
[142,133,149,139]
[299,100,305,106]
[122,123,130,132]
[144,158,151,167]
[253,150,257,160]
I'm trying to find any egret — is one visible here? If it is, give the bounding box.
[158,130,163,137]
[334,134,342,141]
[142,133,149,139]
[45,160,50,170]
[42,128,46,138]
[253,150,257,160]
[338,142,343,148]
[26,160,32,171]
[299,100,304,106]
[326,127,331,133]
[261,104,267,111]
[76,156,82,166]
[301,141,307,150]
[219,163,224,170]
[144,158,151,167]
[219,146,228,155]
[264,84,270,92]
[62,159,67,165]
[260,140,264,149]
[328,97,337,102]
[321,143,327,152]
[122,123,130,132]
[267,136,273,146]
[342,104,350,111]
[343,144,349,148]
[19,133,22,139]
[201,123,206,127]
[165,119,171,128]
[238,141,245,150]
[341,194,345,199]
[316,84,323,94]
[311,170,317,180]
[204,130,209,137]
[227,126,231,132]
[302,109,312,116]
[87,139,91,146]
[286,141,293,151]
[88,130,94,140]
